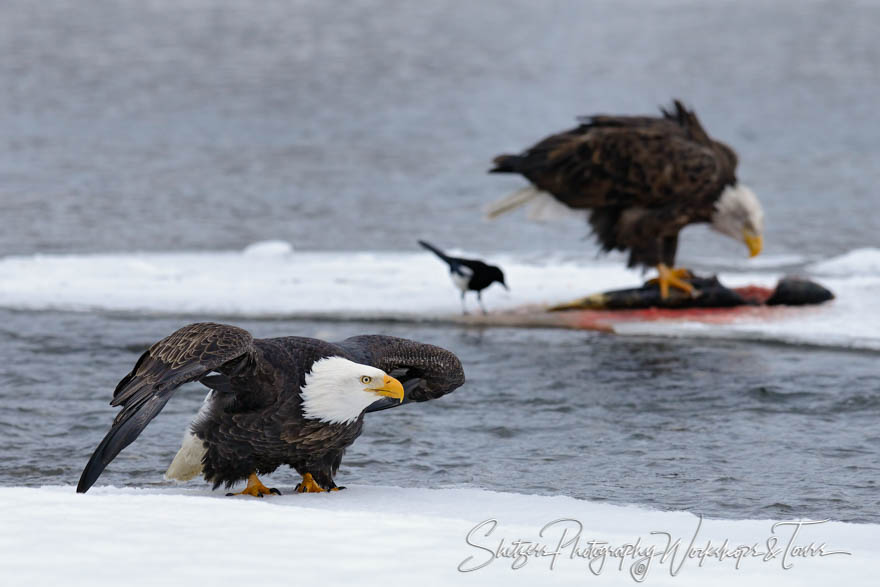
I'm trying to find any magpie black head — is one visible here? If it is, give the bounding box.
[487,265,509,291]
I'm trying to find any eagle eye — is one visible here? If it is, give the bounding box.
[360,376,373,385]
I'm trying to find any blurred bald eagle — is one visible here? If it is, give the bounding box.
[488,100,764,298]
[77,323,465,496]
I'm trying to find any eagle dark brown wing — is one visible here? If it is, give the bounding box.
[77,323,257,493]
[490,101,740,268]
[492,106,732,211]
[335,335,465,410]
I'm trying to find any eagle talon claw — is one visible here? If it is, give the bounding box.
[227,473,279,498]
[654,264,698,299]
[295,472,327,493]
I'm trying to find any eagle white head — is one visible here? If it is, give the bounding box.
[300,357,405,425]
[710,184,764,257]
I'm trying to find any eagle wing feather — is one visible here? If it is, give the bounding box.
[77,323,256,493]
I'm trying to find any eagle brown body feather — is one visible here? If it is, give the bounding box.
[491,101,739,268]
[77,323,465,493]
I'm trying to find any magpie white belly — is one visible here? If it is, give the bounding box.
[450,267,473,292]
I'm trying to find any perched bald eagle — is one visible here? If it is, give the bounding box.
[77,323,465,496]
[488,100,764,298]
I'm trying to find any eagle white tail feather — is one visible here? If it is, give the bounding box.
[485,186,589,223]
[484,186,545,219]
[526,193,590,222]
[165,393,212,481]
[165,428,207,481]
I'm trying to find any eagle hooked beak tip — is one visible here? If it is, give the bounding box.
[744,230,763,258]
[369,374,405,404]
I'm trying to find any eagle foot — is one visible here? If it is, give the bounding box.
[295,472,326,493]
[652,265,698,299]
[226,473,281,498]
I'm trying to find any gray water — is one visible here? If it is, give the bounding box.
[2,0,879,258]
[1,0,879,523]
[2,310,878,523]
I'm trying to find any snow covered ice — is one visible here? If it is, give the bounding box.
[2,485,873,587]
[1,242,878,350]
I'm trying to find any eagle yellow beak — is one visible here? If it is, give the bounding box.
[744,230,763,258]
[368,374,405,403]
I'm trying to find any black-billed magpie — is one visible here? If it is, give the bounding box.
[418,240,508,315]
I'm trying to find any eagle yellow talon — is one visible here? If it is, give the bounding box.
[226,473,281,498]
[647,266,693,283]
[295,472,326,493]
[653,264,697,299]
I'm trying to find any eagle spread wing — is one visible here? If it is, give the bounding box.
[77,323,256,493]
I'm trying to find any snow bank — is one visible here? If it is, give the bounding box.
[2,485,873,587]
[1,243,878,350]
[808,247,880,277]
[241,240,295,257]
[0,242,646,317]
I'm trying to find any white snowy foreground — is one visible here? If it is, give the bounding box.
[1,242,879,350]
[1,485,875,587]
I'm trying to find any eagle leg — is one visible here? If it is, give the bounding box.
[226,473,282,498]
[295,472,327,494]
[653,264,697,299]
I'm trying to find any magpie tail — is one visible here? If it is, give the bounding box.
[418,240,453,265]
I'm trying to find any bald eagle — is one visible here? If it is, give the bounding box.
[77,323,465,496]
[487,100,764,298]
